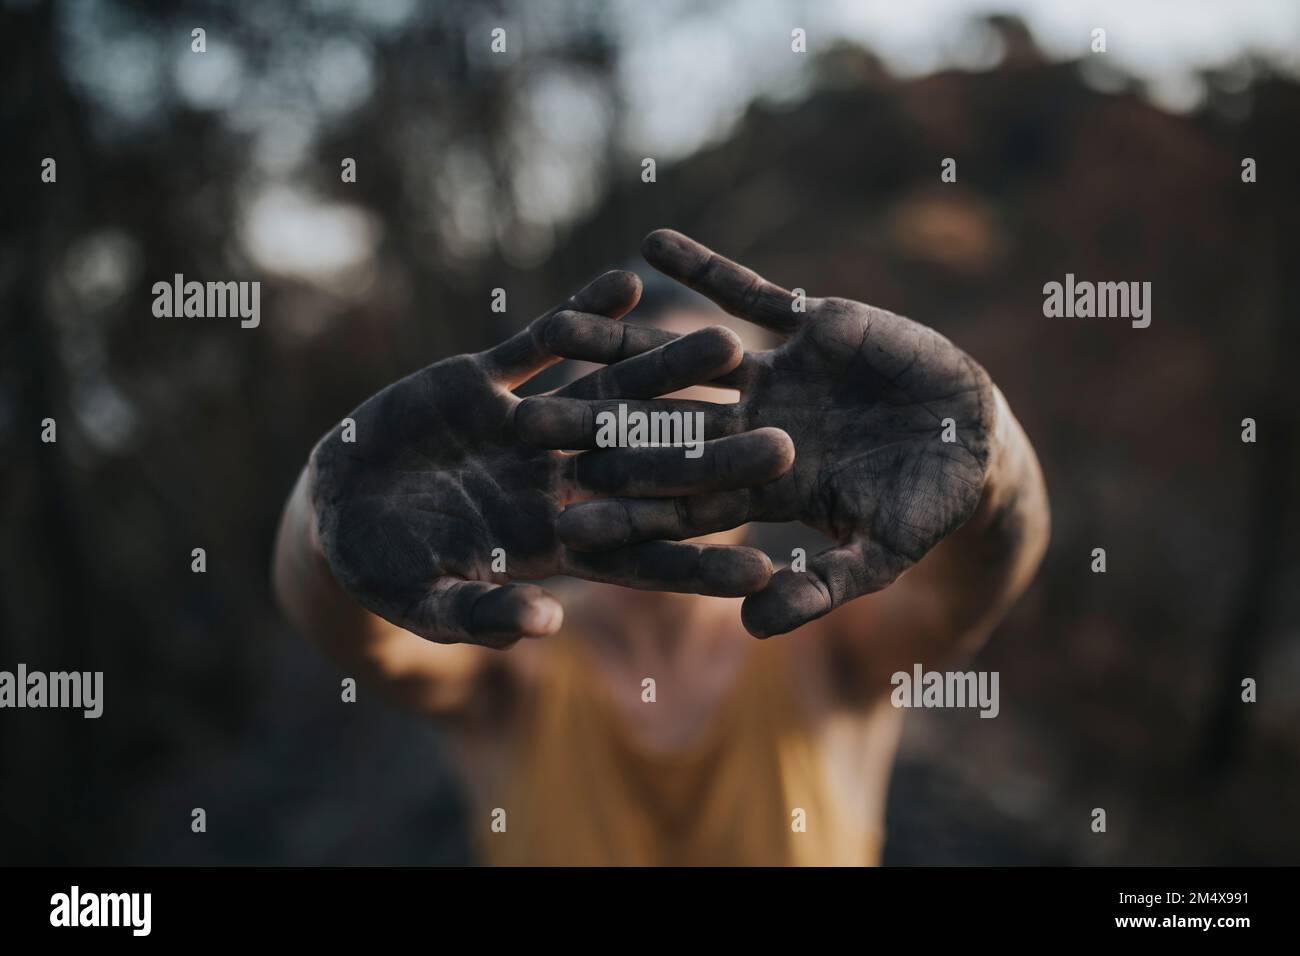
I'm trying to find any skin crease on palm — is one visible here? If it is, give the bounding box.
[310,229,995,648]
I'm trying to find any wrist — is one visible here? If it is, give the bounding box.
[969,386,1024,530]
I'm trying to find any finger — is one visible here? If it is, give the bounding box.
[571,426,794,497]
[557,489,757,551]
[405,579,563,649]
[554,325,743,401]
[544,310,674,363]
[481,270,643,387]
[641,229,802,336]
[515,397,740,449]
[740,541,907,638]
[565,541,772,597]
[542,311,750,390]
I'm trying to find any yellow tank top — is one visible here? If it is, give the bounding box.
[476,635,882,866]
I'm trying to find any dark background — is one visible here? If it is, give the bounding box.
[2,0,1298,864]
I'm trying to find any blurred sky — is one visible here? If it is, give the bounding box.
[620,0,1300,153]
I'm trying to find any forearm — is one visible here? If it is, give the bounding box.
[829,387,1049,686]
[272,464,492,716]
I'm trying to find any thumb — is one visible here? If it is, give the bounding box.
[740,541,904,638]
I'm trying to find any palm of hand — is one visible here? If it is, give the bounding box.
[312,355,565,629]
[636,230,996,637]
[742,298,992,570]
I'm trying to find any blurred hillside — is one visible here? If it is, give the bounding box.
[2,4,1297,863]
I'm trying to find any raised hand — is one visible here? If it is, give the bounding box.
[517,231,996,638]
[309,270,794,648]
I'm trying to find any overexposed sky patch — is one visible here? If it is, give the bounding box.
[613,0,1300,158]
